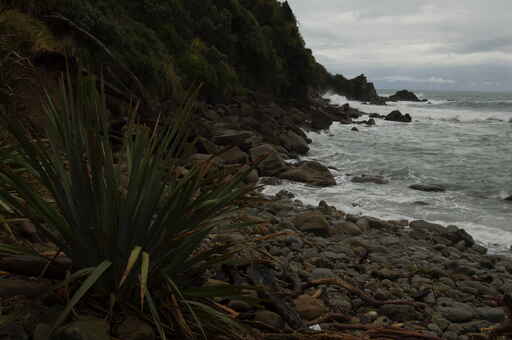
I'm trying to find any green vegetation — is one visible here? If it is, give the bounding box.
[0,72,255,339]
[1,0,327,103]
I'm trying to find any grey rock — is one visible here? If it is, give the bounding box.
[293,212,330,237]
[438,303,476,323]
[476,307,505,322]
[409,220,446,234]
[330,296,352,312]
[356,218,370,232]
[444,226,475,247]
[219,146,248,164]
[279,161,336,187]
[310,268,336,280]
[333,221,362,236]
[379,304,417,321]
[443,331,458,340]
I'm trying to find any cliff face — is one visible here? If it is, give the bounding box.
[2,0,324,103]
[328,74,382,103]
[2,0,384,106]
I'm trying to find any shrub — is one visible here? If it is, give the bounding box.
[0,72,254,339]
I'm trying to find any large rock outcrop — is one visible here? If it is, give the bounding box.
[385,110,412,123]
[388,89,425,102]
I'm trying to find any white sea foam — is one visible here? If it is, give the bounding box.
[325,93,512,123]
[264,90,512,254]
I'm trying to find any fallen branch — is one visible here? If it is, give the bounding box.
[263,332,363,340]
[303,278,424,308]
[365,327,444,340]
[306,313,352,326]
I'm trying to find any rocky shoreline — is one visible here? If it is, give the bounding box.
[187,93,511,339]
[204,187,512,340]
[2,93,510,340]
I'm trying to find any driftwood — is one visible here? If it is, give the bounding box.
[263,332,362,340]
[248,263,305,330]
[302,278,424,308]
[365,327,444,340]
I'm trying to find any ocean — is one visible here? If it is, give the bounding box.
[264,90,512,254]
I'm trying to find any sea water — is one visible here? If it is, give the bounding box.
[264,90,512,254]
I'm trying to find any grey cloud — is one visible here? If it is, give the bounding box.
[288,0,512,91]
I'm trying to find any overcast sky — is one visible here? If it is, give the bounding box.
[287,0,512,92]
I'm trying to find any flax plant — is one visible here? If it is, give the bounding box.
[0,72,254,339]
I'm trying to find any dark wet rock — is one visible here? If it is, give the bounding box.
[366,118,376,126]
[188,153,224,168]
[471,244,488,254]
[388,89,424,102]
[379,304,417,321]
[275,190,295,200]
[385,110,412,123]
[505,195,512,201]
[311,111,333,130]
[366,217,399,231]
[213,129,254,150]
[351,175,389,184]
[279,130,309,155]
[369,113,386,119]
[55,318,110,340]
[195,136,219,154]
[409,184,446,192]
[330,74,383,103]
[351,126,359,132]
[293,294,328,320]
[219,146,248,164]
[293,212,330,237]
[250,144,289,176]
[254,310,284,329]
[444,226,475,247]
[115,317,155,340]
[279,161,336,187]
[373,268,402,280]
